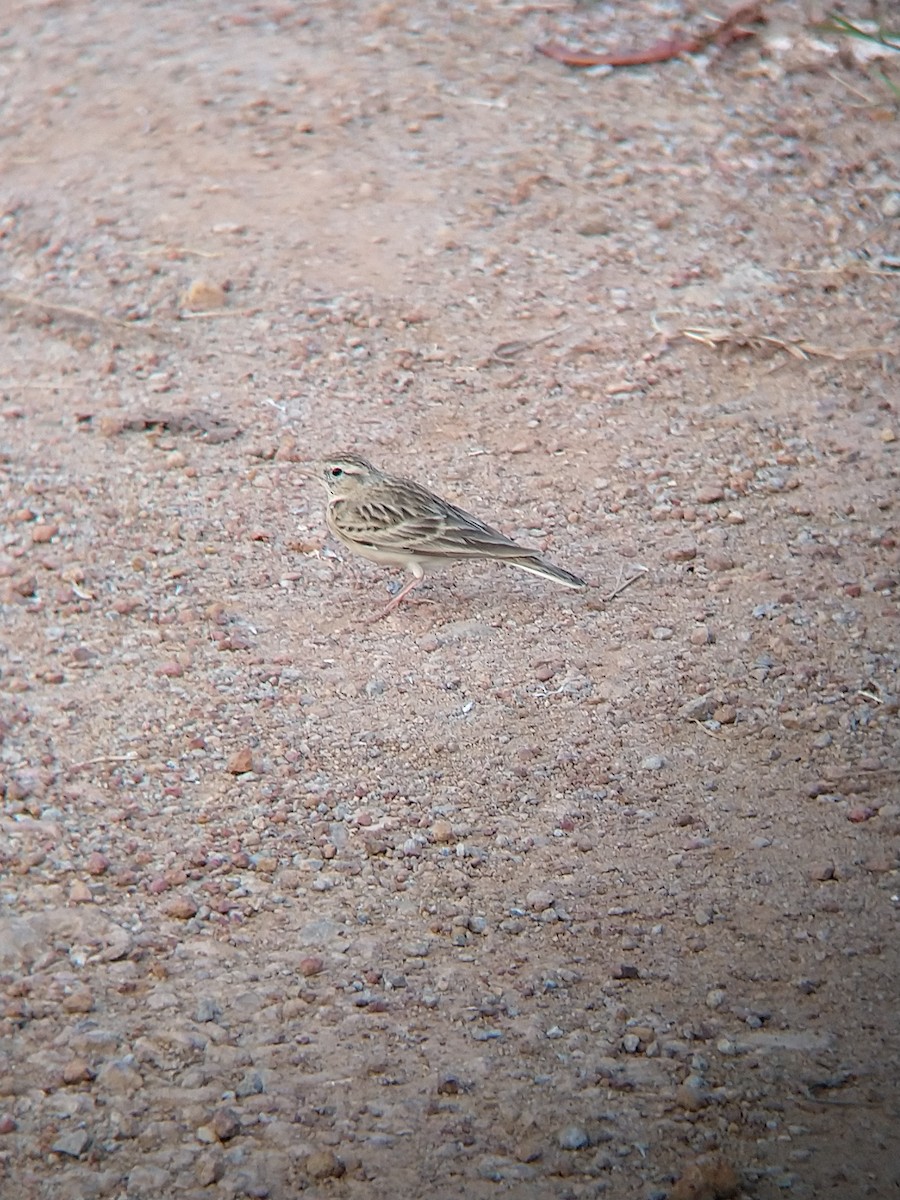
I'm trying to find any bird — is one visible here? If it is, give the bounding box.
[316,452,587,620]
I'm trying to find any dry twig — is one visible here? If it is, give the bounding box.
[676,325,892,362]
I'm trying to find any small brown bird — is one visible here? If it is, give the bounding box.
[317,453,587,619]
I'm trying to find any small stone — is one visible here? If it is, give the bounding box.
[525,889,554,912]
[879,427,896,444]
[641,755,666,771]
[613,963,640,979]
[665,545,698,562]
[236,1071,264,1097]
[195,1152,225,1186]
[679,695,715,721]
[226,747,254,774]
[96,1059,143,1094]
[62,985,94,1014]
[557,1125,591,1150]
[51,1129,92,1157]
[669,1153,740,1200]
[652,626,674,640]
[705,552,735,572]
[706,988,726,1010]
[194,997,222,1023]
[881,191,900,219]
[675,1075,710,1110]
[622,1033,641,1053]
[696,485,725,504]
[712,705,736,725]
[431,819,453,843]
[211,1107,240,1142]
[164,895,199,919]
[31,522,59,544]
[304,1149,345,1180]
[847,806,875,823]
[299,955,324,977]
[62,1058,95,1084]
[85,852,110,876]
[68,879,93,904]
[155,660,184,678]
[182,279,227,310]
[0,1114,17,1134]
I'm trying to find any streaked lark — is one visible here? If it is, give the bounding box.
[317,452,587,619]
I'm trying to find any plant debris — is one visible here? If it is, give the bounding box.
[536,2,765,69]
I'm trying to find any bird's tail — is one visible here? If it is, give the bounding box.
[506,556,587,590]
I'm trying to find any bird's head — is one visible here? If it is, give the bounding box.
[319,453,383,498]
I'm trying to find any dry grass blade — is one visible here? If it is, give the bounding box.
[0,289,157,333]
[677,325,893,362]
[178,307,259,320]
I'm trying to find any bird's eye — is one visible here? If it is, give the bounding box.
[330,466,344,478]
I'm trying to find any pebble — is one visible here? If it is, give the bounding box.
[526,889,555,912]
[226,747,255,774]
[696,485,725,504]
[195,997,222,1023]
[62,1058,95,1084]
[640,755,666,771]
[68,880,93,904]
[62,985,94,1014]
[85,852,110,875]
[182,279,227,310]
[211,1107,240,1142]
[431,819,453,843]
[96,1059,143,1093]
[665,545,698,562]
[51,1129,92,1158]
[31,522,59,544]
[0,1114,17,1134]
[705,988,726,1011]
[679,695,716,721]
[303,1149,345,1180]
[675,1075,711,1110]
[557,1125,591,1150]
[164,895,199,919]
[670,1154,740,1200]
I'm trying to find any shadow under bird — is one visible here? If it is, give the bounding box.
[315,453,587,620]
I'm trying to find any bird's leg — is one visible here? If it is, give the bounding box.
[368,568,429,622]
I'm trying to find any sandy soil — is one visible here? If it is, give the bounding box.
[1,2,898,1198]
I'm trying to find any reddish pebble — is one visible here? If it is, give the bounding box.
[696,485,725,504]
[149,877,170,894]
[68,879,93,904]
[62,1058,95,1085]
[0,1115,17,1134]
[665,545,698,562]
[86,852,109,876]
[226,747,254,774]
[164,895,199,919]
[31,522,59,544]
[848,806,875,823]
[299,955,324,977]
[156,661,185,677]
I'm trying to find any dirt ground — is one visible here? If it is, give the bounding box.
[1,2,898,1198]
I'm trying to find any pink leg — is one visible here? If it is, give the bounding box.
[368,571,427,622]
